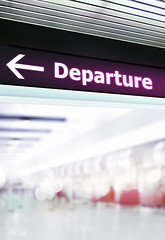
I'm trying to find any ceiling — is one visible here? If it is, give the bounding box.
[0,0,165,49]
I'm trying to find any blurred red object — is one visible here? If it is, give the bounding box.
[154,184,165,208]
[119,189,140,206]
[56,191,69,202]
[92,186,115,203]
[99,186,115,203]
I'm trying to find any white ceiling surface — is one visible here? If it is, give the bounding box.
[0,0,165,48]
[0,102,165,183]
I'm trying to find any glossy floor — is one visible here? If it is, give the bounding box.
[0,203,165,240]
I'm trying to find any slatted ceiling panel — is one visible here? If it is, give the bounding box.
[0,3,163,31]
[0,0,165,48]
[1,6,163,42]
[2,0,164,26]
[0,2,163,25]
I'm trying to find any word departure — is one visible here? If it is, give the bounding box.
[54,62,153,90]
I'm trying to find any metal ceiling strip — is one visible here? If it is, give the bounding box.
[1,0,165,34]
[1,0,165,28]
[1,5,164,41]
[38,0,165,21]
[43,0,165,11]
[1,11,164,49]
[0,0,164,48]
[3,0,165,21]
[130,0,165,9]
[101,0,165,14]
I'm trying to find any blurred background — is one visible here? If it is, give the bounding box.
[0,101,165,239]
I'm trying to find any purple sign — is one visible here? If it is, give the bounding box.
[0,46,165,98]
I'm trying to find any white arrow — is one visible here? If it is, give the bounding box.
[6,54,44,79]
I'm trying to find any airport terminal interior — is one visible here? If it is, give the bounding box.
[0,100,165,239]
[0,0,165,239]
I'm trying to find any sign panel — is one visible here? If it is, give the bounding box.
[0,46,165,98]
